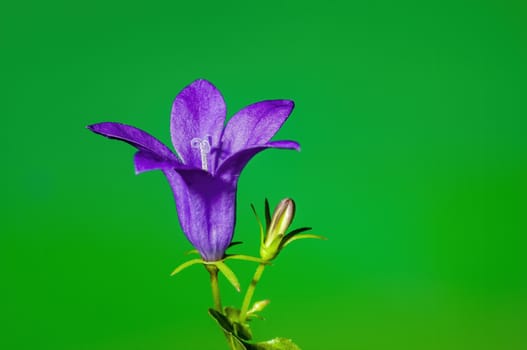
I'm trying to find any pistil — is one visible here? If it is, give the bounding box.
[191,137,211,171]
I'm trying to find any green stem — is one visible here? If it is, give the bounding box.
[206,264,223,311]
[239,263,266,323]
[206,264,237,350]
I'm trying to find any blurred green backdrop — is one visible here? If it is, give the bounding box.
[2,0,526,349]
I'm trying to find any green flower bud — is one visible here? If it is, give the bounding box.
[260,198,295,260]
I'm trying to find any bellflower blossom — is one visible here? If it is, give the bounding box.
[88,79,299,261]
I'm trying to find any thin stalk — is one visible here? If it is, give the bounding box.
[206,264,223,311]
[206,264,236,350]
[239,263,266,323]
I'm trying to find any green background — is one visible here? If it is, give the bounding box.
[3,0,526,349]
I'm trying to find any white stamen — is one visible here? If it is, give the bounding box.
[191,137,211,171]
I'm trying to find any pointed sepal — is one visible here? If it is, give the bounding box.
[215,261,241,292]
[251,203,265,245]
[264,198,272,231]
[228,241,244,248]
[225,254,270,264]
[184,249,200,256]
[170,258,203,276]
[281,232,327,249]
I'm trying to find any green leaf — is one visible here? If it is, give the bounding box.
[230,336,248,350]
[209,309,300,350]
[215,261,241,292]
[208,308,234,333]
[209,309,250,349]
[234,321,253,341]
[247,338,301,350]
[170,258,203,276]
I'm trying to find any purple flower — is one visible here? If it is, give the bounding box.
[88,79,299,261]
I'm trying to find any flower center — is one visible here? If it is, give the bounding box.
[190,137,211,171]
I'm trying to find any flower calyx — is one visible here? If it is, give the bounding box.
[170,247,268,292]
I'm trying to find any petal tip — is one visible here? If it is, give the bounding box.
[188,78,217,91]
[269,99,294,113]
[133,164,142,175]
[274,140,301,152]
[86,122,111,135]
[86,123,98,131]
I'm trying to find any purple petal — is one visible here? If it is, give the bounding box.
[170,79,226,170]
[88,122,178,161]
[217,140,300,183]
[220,100,294,161]
[134,151,191,174]
[163,168,236,261]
